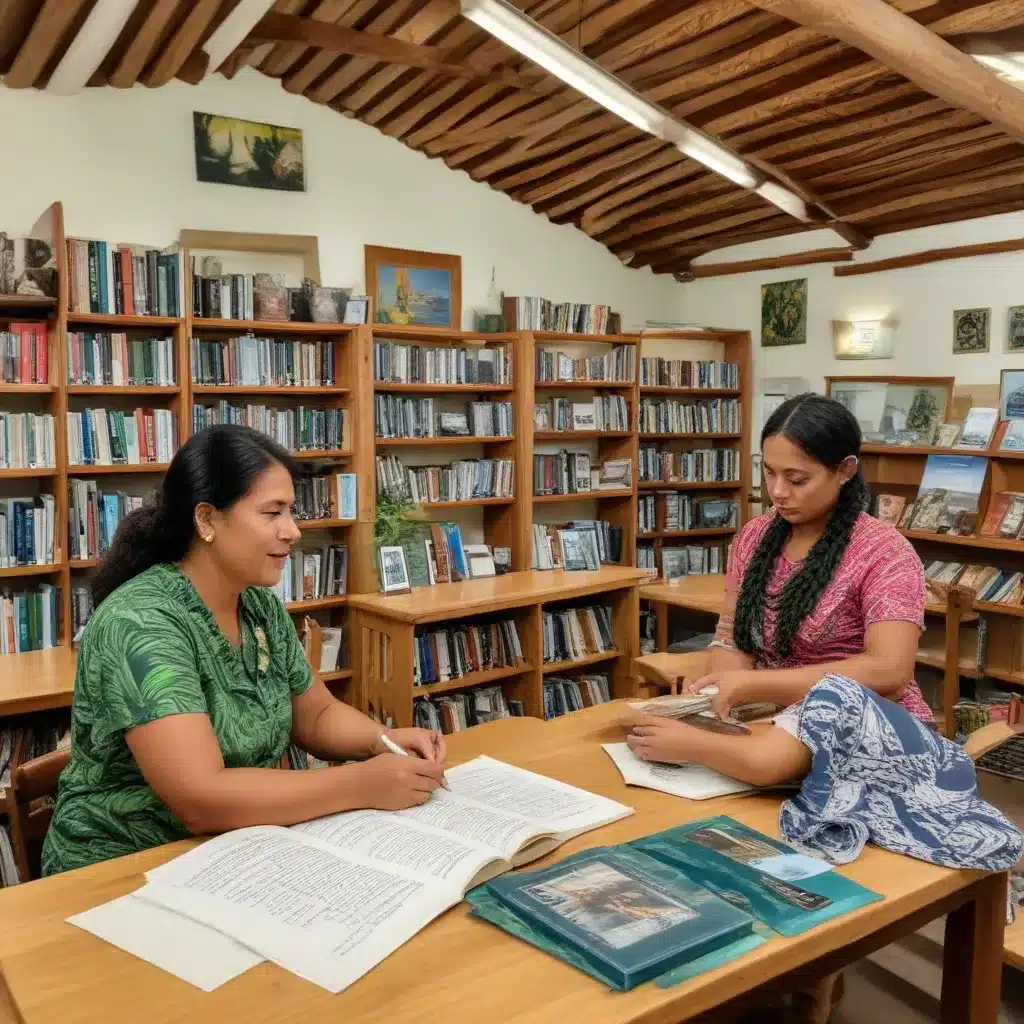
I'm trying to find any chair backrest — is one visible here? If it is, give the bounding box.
[8,744,71,883]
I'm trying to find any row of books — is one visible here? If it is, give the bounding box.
[535,345,635,383]
[375,454,514,503]
[542,604,615,663]
[412,619,525,685]
[638,494,739,534]
[0,412,56,469]
[67,408,177,466]
[272,545,348,604]
[374,343,511,385]
[661,543,726,579]
[639,446,740,484]
[543,673,612,720]
[374,397,513,439]
[0,584,60,653]
[70,585,93,639]
[534,395,629,432]
[0,495,56,567]
[190,336,337,388]
[1,323,48,384]
[413,686,524,734]
[301,618,347,674]
[639,398,740,435]
[506,296,617,334]
[67,238,182,317]
[924,559,1024,607]
[68,482,144,562]
[192,403,344,454]
[639,358,738,390]
[531,521,624,571]
[67,332,175,387]
[293,472,356,522]
[533,452,633,495]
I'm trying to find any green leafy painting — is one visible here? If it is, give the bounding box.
[761,278,807,347]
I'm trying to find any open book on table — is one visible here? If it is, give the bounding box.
[71,756,632,994]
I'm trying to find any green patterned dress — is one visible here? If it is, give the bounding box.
[41,562,313,876]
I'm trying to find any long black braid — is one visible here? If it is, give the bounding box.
[733,394,869,660]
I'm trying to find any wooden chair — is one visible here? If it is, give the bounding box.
[635,650,713,695]
[7,742,71,883]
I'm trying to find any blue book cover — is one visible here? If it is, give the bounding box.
[631,816,881,937]
[474,846,754,990]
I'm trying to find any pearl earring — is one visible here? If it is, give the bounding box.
[203,533,214,543]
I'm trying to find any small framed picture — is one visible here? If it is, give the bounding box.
[343,295,369,324]
[378,545,411,594]
[1009,306,1024,351]
[953,308,990,354]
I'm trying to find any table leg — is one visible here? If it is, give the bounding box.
[940,872,1006,1024]
[656,601,668,653]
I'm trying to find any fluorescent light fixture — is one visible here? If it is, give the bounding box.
[462,0,801,209]
[971,52,1024,81]
[46,0,144,95]
[202,0,277,74]
[756,181,811,222]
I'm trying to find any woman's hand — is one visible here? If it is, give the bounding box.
[351,753,446,810]
[682,670,756,720]
[626,717,693,764]
[372,727,447,764]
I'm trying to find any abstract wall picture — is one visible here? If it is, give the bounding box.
[761,278,807,347]
[952,308,990,354]
[365,245,462,330]
[1009,306,1024,351]
[193,112,305,192]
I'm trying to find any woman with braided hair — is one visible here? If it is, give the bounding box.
[627,391,930,784]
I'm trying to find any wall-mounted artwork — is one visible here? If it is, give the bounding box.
[365,245,461,330]
[952,308,990,354]
[761,278,807,347]
[1008,306,1024,351]
[193,112,305,192]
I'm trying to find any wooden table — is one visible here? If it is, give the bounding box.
[0,702,1005,1024]
[0,646,76,717]
[640,574,725,650]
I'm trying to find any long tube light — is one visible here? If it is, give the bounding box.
[460,0,815,209]
[972,53,1024,82]
[46,0,144,95]
[202,0,278,74]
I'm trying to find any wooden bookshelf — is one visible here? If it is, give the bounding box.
[349,566,646,727]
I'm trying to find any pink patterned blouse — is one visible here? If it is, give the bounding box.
[713,511,933,724]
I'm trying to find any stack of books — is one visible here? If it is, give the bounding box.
[542,605,614,663]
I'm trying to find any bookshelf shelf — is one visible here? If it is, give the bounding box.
[533,489,634,504]
[531,332,638,345]
[0,384,57,395]
[638,480,742,491]
[67,312,181,329]
[290,450,353,461]
[984,666,1024,687]
[861,443,1024,461]
[67,463,169,475]
[296,518,355,531]
[639,432,742,440]
[0,295,58,311]
[916,646,982,679]
[640,387,742,397]
[534,380,635,390]
[284,596,348,613]
[0,468,58,479]
[534,431,632,441]
[973,600,1023,619]
[191,318,356,336]
[414,663,532,697]
[66,385,179,396]
[69,559,96,570]
[638,527,738,540]
[190,385,349,396]
[375,435,510,446]
[541,650,619,675]
[0,564,63,578]
[373,382,514,394]
[900,529,1024,553]
[320,668,353,683]
[413,497,516,510]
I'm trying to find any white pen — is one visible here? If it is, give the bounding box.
[379,732,450,789]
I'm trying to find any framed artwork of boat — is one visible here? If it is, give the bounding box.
[365,245,462,330]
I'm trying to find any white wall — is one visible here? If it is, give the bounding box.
[0,69,677,328]
[678,214,1024,403]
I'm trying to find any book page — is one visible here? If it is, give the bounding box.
[136,827,463,993]
[603,742,755,801]
[67,893,263,991]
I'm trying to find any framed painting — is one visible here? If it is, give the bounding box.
[761,278,807,347]
[1008,306,1024,351]
[365,245,462,331]
[953,308,990,354]
[193,112,304,192]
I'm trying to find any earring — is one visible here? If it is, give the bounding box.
[202,532,214,544]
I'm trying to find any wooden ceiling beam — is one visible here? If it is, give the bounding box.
[0,0,45,73]
[683,247,855,280]
[280,0,377,94]
[868,193,1024,238]
[4,0,91,88]
[834,236,1024,278]
[261,0,360,78]
[143,0,221,87]
[627,206,784,255]
[745,0,1024,141]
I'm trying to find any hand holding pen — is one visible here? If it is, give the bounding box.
[379,730,450,790]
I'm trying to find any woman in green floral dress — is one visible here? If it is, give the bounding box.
[43,425,446,876]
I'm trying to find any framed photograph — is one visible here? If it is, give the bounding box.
[439,411,470,436]
[761,279,807,347]
[953,308,990,354]
[193,112,304,192]
[365,245,461,331]
[1001,369,1024,420]
[378,545,411,594]
[1009,306,1024,351]
[343,295,369,324]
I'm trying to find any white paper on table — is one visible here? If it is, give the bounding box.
[67,892,264,991]
[602,742,755,800]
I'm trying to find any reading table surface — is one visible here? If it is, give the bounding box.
[0,702,1004,1024]
[639,574,726,616]
[0,645,76,716]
